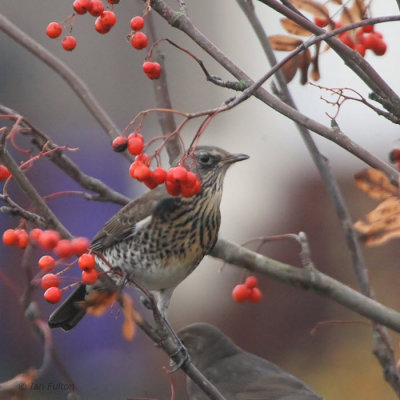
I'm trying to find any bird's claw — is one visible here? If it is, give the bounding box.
[168,342,191,373]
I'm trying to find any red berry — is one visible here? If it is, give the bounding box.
[130,16,145,31]
[16,229,29,248]
[142,61,162,80]
[0,165,11,180]
[362,24,374,33]
[127,135,144,155]
[78,253,96,270]
[73,0,88,14]
[107,0,119,3]
[354,43,366,57]
[339,32,354,49]
[2,229,18,246]
[89,0,105,17]
[71,237,90,256]
[249,287,263,303]
[135,153,150,166]
[38,230,61,250]
[112,136,128,152]
[41,273,60,290]
[62,36,77,51]
[232,284,250,302]
[151,168,167,185]
[81,268,98,284]
[133,163,151,182]
[99,10,117,30]
[130,32,148,50]
[180,184,197,198]
[245,276,258,289]
[53,239,74,259]
[94,17,110,34]
[313,16,328,27]
[44,287,62,303]
[46,22,62,39]
[29,228,43,243]
[167,166,188,183]
[38,255,56,271]
[362,33,380,50]
[143,176,158,189]
[389,149,400,163]
[373,39,387,56]
[165,180,181,196]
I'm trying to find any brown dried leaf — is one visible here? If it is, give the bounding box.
[340,7,358,42]
[351,0,367,20]
[329,0,342,4]
[291,0,329,18]
[354,197,400,246]
[121,293,142,341]
[269,35,303,51]
[282,57,299,84]
[85,291,118,316]
[280,18,312,36]
[354,169,398,200]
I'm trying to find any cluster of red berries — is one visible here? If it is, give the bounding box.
[313,18,387,57]
[2,227,95,304]
[0,165,11,181]
[46,0,118,51]
[389,149,400,170]
[112,134,202,197]
[232,276,262,303]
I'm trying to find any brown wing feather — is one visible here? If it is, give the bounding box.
[90,185,168,251]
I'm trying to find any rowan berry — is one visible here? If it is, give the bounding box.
[245,276,258,290]
[165,180,181,196]
[389,149,400,163]
[373,39,387,56]
[53,239,74,259]
[143,176,158,189]
[73,0,88,14]
[78,253,96,270]
[29,228,43,243]
[339,32,354,49]
[89,0,105,17]
[168,166,188,183]
[112,136,128,152]
[46,22,62,38]
[62,36,77,51]
[2,229,18,246]
[81,268,98,284]
[41,273,60,290]
[99,10,117,30]
[151,168,167,185]
[249,287,263,303]
[130,32,148,50]
[38,230,61,250]
[0,165,11,180]
[38,255,56,271]
[232,284,250,302]
[44,287,62,303]
[362,24,374,33]
[95,17,110,34]
[354,43,366,57]
[127,134,144,155]
[71,237,90,256]
[16,229,29,248]
[107,0,119,3]
[130,16,145,31]
[313,16,329,27]
[362,33,380,50]
[133,163,151,182]
[142,61,162,79]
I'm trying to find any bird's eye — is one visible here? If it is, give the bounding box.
[199,154,211,164]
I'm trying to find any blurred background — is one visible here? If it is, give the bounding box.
[1,0,400,399]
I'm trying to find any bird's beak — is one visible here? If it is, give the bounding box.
[225,153,250,164]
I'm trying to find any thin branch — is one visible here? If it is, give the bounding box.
[211,238,400,333]
[0,14,121,142]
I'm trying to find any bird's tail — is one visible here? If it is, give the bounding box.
[48,284,87,330]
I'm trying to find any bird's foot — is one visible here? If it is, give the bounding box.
[140,295,152,310]
[168,340,191,373]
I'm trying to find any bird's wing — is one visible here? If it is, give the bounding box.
[90,185,169,251]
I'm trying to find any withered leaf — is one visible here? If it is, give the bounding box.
[329,0,342,4]
[121,293,142,341]
[291,0,329,18]
[269,35,303,51]
[85,291,118,316]
[354,169,398,200]
[351,0,367,20]
[340,7,358,42]
[354,197,400,246]
[282,57,299,84]
[280,18,312,36]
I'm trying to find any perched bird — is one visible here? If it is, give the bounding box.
[179,323,323,400]
[48,146,248,331]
